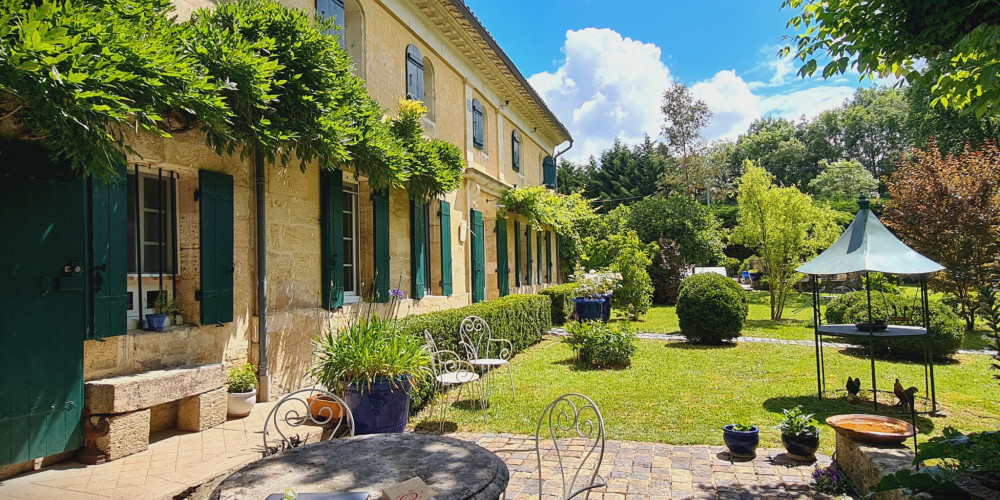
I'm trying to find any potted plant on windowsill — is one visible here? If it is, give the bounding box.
[226,363,258,418]
[146,290,180,331]
[777,406,820,462]
[723,422,760,458]
[309,288,432,434]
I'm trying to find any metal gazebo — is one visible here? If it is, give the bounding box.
[797,197,944,414]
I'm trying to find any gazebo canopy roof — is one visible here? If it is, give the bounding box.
[797,198,944,276]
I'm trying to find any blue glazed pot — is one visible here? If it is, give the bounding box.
[723,425,760,457]
[741,271,750,280]
[749,272,762,281]
[344,377,411,435]
[145,313,167,331]
[599,294,613,323]
[572,297,605,322]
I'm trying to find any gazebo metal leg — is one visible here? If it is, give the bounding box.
[870,337,878,411]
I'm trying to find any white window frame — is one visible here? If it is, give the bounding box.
[343,180,361,303]
[126,167,180,329]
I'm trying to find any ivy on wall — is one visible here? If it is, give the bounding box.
[390,99,465,201]
[499,186,596,272]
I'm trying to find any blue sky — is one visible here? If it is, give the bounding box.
[464,0,875,162]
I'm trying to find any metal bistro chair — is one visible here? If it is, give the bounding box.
[424,330,487,430]
[458,315,515,401]
[498,393,607,500]
[262,387,354,457]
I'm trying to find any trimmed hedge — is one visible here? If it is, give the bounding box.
[676,273,749,344]
[539,283,578,325]
[825,291,964,358]
[398,294,552,412]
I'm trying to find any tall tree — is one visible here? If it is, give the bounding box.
[734,117,814,188]
[808,159,878,201]
[782,0,1000,117]
[841,88,910,178]
[555,158,587,195]
[583,137,668,212]
[734,163,840,320]
[905,83,1000,156]
[884,140,1000,330]
[660,82,712,189]
[796,109,845,168]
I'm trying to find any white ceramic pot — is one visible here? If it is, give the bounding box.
[227,389,256,418]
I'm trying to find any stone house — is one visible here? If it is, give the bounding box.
[0,0,570,473]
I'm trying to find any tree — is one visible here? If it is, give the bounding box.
[555,158,587,195]
[581,229,655,319]
[626,194,723,265]
[841,88,910,178]
[582,137,668,212]
[883,140,1000,330]
[904,83,1000,156]
[734,163,840,320]
[782,0,1000,117]
[797,109,845,168]
[808,159,878,200]
[734,117,814,187]
[660,82,712,189]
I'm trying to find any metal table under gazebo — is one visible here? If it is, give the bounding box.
[797,197,944,414]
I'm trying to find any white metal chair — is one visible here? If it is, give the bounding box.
[424,330,487,430]
[262,387,354,457]
[458,315,515,401]
[497,393,606,499]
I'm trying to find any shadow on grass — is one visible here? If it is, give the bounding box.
[761,395,938,435]
[744,318,808,332]
[833,346,962,366]
[663,341,740,350]
[413,419,458,432]
[554,356,631,372]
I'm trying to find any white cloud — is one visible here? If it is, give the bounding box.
[759,85,856,121]
[528,28,671,163]
[691,70,761,141]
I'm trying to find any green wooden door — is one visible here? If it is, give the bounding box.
[198,171,234,325]
[470,210,485,303]
[496,218,509,297]
[0,143,86,466]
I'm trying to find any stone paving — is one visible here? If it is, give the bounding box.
[0,401,833,500]
[548,327,998,355]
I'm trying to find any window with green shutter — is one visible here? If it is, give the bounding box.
[372,188,391,302]
[470,209,485,303]
[410,199,427,299]
[543,155,556,189]
[321,169,345,309]
[525,225,533,286]
[198,170,234,325]
[439,200,453,295]
[89,162,128,339]
[513,220,521,287]
[536,231,543,283]
[496,217,509,296]
[545,231,553,283]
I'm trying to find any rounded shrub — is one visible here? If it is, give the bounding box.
[826,291,965,358]
[676,273,749,344]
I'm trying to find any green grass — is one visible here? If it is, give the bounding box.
[414,338,1000,455]
[635,290,995,350]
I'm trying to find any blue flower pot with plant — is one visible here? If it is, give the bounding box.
[572,297,605,322]
[723,424,760,457]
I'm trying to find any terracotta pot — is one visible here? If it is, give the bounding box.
[306,395,345,422]
[227,389,256,418]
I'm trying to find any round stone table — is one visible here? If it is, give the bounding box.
[215,433,509,500]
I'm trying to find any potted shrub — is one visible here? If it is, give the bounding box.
[309,312,431,435]
[723,422,760,458]
[777,406,820,461]
[570,268,621,323]
[146,290,180,331]
[226,363,257,418]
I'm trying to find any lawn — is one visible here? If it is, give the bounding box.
[636,290,995,350]
[413,337,1000,455]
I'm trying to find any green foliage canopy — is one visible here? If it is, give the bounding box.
[807,159,878,200]
[626,194,724,265]
[388,99,464,200]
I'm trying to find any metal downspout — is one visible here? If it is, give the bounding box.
[256,149,270,402]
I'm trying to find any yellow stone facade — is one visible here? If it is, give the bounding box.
[81,0,570,405]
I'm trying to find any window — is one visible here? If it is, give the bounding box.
[543,155,556,189]
[422,59,435,120]
[126,168,178,328]
[406,44,424,101]
[472,98,484,149]
[343,182,359,296]
[511,130,521,172]
[316,0,346,49]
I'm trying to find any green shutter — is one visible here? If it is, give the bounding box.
[537,231,543,283]
[525,226,533,286]
[439,200,452,295]
[543,155,556,189]
[513,221,521,287]
[545,231,553,283]
[496,218,509,297]
[372,188,390,302]
[321,169,344,309]
[471,209,485,303]
[89,162,128,339]
[410,200,426,299]
[198,170,234,325]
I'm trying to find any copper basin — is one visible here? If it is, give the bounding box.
[825,414,916,444]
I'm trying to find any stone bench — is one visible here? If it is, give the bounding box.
[84,363,226,460]
[835,431,916,500]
